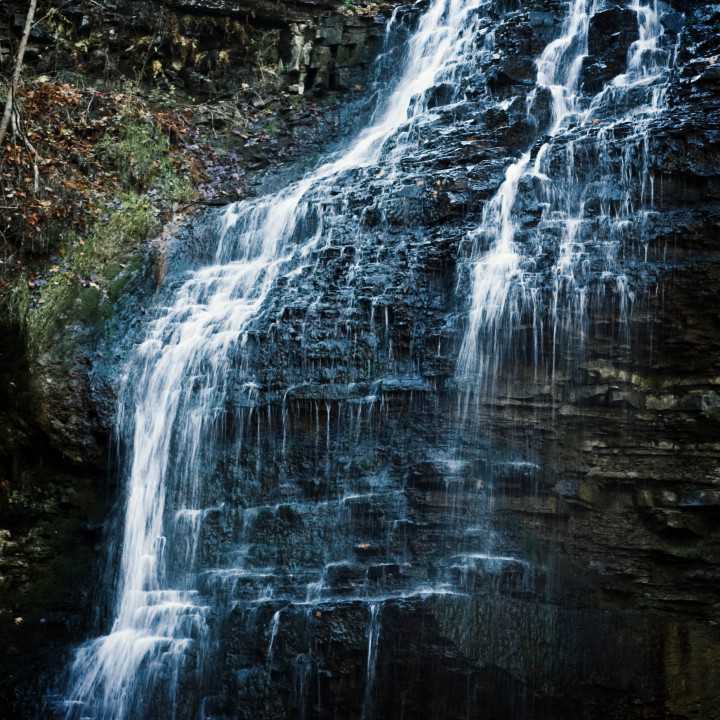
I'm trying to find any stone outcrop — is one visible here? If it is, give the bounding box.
[0,312,111,714]
[1,0,390,97]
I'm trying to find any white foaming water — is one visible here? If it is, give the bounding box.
[63,1,486,717]
[266,609,282,666]
[458,0,674,391]
[615,0,666,91]
[458,0,595,385]
[456,151,531,384]
[535,0,596,132]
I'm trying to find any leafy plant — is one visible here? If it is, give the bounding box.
[98,120,174,190]
[25,193,159,353]
[158,173,195,205]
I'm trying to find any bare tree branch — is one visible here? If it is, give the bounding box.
[0,0,38,148]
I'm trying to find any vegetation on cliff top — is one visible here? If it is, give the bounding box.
[0,58,214,352]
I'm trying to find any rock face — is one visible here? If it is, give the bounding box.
[0,313,112,715]
[159,0,392,95]
[1,0,390,98]
[4,0,720,718]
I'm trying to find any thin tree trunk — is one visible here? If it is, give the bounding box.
[0,0,38,148]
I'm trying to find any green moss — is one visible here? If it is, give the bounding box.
[157,173,195,205]
[25,193,160,354]
[98,120,175,191]
[20,110,197,358]
[107,255,145,302]
[90,193,158,271]
[0,280,30,329]
[263,120,281,136]
[97,116,197,205]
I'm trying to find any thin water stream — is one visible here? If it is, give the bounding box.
[458,0,673,393]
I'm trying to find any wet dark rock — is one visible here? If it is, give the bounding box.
[527,85,554,131]
[582,4,639,93]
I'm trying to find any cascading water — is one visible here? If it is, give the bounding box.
[59,1,686,718]
[457,0,675,393]
[63,1,487,717]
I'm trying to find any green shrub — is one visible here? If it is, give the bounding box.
[24,113,196,355]
[158,173,195,205]
[98,121,174,190]
[25,193,159,354]
[88,193,158,268]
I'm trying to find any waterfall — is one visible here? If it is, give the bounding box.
[457,0,674,392]
[457,0,596,387]
[62,1,487,718]
[59,0,684,718]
